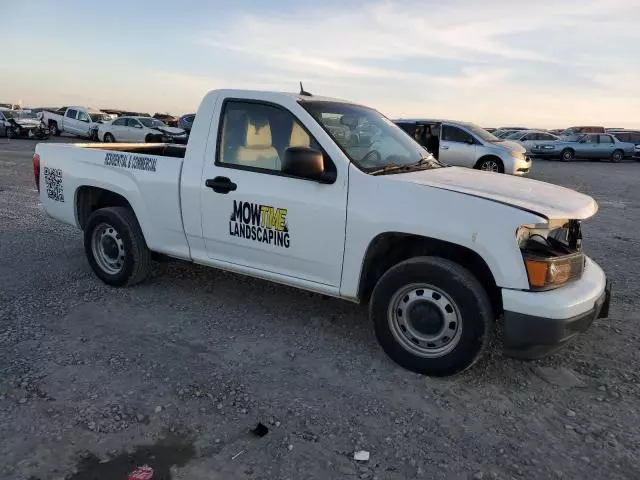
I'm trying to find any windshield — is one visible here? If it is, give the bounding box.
[465,123,500,142]
[301,101,438,171]
[506,131,525,140]
[89,113,111,122]
[2,110,16,119]
[139,118,166,128]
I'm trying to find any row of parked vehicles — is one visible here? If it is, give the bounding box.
[0,103,196,144]
[487,125,640,162]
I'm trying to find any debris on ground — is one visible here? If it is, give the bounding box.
[354,450,370,462]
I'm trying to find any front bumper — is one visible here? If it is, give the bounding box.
[502,257,611,359]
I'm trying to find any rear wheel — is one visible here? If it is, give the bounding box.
[84,207,152,287]
[611,149,623,163]
[560,148,574,162]
[103,133,115,143]
[370,257,492,376]
[49,122,60,136]
[477,157,504,173]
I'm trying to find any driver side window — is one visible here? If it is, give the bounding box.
[77,111,90,122]
[112,118,127,126]
[217,100,326,174]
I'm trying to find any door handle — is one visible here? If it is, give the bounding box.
[441,146,450,150]
[205,176,237,194]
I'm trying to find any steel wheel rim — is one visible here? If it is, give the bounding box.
[481,160,499,172]
[563,151,572,160]
[388,283,463,358]
[91,222,125,275]
[613,151,622,161]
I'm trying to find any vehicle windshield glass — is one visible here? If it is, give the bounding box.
[506,131,525,140]
[2,110,16,119]
[139,118,165,128]
[301,101,439,172]
[465,123,500,142]
[89,113,110,122]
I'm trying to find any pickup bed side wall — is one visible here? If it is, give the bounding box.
[340,165,543,299]
[36,143,190,260]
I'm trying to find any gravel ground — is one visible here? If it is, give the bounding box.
[1,136,640,480]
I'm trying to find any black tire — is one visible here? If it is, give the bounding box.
[611,150,623,163]
[6,127,16,139]
[476,157,504,173]
[103,133,115,143]
[83,207,152,287]
[145,134,154,143]
[560,148,574,162]
[49,122,60,136]
[370,256,492,376]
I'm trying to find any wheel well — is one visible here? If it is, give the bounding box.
[76,186,133,230]
[357,233,502,317]
[561,147,575,153]
[474,155,503,169]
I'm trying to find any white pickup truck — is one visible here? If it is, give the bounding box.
[41,106,111,139]
[34,89,611,376]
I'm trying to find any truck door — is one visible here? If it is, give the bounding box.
[439,124,477,167]
[199,99,348,288]
[76,111,92,137]
[64,108,78,135]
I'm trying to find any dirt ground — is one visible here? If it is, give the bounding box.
[1,136,639,480]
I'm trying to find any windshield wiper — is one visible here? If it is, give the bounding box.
[368,156,442,175]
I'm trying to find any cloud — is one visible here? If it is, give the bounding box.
[195,0,640,127]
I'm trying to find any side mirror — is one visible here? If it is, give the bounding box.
[134,124,142,129]
[465,137,475,145]
[282,147,334,183]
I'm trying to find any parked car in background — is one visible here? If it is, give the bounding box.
[493,128,524,139]
[178,113,195,134]
[0,109,50,139]
[549,129,566,136]
[609,130,640,159]
[560,126,605,141]
[506,130,560,153]
[42,106,112,138]
[153,113,178,127]
[98,116,188,144]
[395,119,530,175]
[532,133,635,162]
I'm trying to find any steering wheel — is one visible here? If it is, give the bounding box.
[360,149,382,167]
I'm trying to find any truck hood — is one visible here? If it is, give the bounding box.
[393,167,598,220]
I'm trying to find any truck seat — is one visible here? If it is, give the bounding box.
[289,121,311,148]
[235,116,280,169]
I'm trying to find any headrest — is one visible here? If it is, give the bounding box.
[245,117,272,148]
[289,121,310,147]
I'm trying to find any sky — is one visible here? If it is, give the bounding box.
[2,0,639,128]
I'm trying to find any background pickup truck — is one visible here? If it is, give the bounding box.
[41,106,112,138]
[35,89,611,377]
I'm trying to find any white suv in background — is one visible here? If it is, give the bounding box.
[395,119,531,175]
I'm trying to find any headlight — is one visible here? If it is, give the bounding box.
[509,150,524,159]
[523,253,584,290]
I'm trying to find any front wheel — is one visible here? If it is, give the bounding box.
[477,158,504,173]
[84,207,152,287]
[560,148,574,162]
[370,257,492,376]
[6,127,17,139]
[103,133,115,143]
[611,150,623,163]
